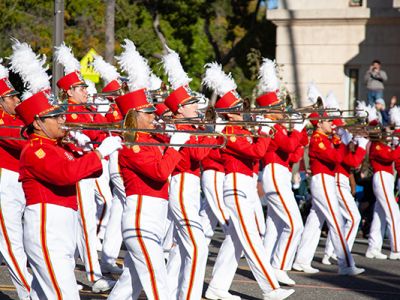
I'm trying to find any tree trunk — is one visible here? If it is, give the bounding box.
[105,0,115,63]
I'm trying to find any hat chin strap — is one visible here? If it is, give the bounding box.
[37,118,57,140]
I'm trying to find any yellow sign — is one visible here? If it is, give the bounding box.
[80,48,100,83]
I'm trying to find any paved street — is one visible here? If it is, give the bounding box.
[1,229,400,299]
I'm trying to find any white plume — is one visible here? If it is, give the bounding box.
[85,79,97,96]
[202,62,237,97]
[54,43,81,74]
[0,58,9,79]
[389,106,400,127]
[9,39,51,95]
[306,82,324,106]
[257,58,279,95]
[325,91,340,109]
[92,55,120,84]
[356,101,378,122]
[116,39,151,91]
[149,73,162,91]
[161,47,192,90]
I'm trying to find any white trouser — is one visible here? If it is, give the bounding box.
[108,195,169,300]
[24,203,79,300]
[210,172,279,295]
[253,174,266,238]
[0,168,32,299]
[95,159,113,240]
[262,163,304,270]
[77,178,103,282]
[295,173,355,268]
[368,171,400,252]
[101,152,125,266]
[167,173,208,300]
[325,173,361,256]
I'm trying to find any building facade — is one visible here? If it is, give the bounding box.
[266,0,400,108]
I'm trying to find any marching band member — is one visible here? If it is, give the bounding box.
[16,89,121,299]
[293,111,365,276]
[203,62,294,300]
[256,59,307,286]
[0,58,32,300]
[162,48,217,300]
[322,119,368,264]
[55,43,115,292]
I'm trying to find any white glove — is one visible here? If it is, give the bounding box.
[293,119,308,133]
[97,136,122,158]
[95,97,110,116]
[69,131,93,151]
[354,136,369,150]
[214,117,226,134]
[341,130,353,145]
[255,116,275,134]
[170,132,191,151]
[336,127,346,137]
[392,137,400,147]
[164,123,176,137]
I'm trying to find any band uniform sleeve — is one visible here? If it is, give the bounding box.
[274,125,301,153]
[370,142,400,163]
[225,135,271,160]
[309,134,344,164]
[342,146,367,169]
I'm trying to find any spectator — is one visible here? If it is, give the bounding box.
[389,95,398,109]
[375,98,389,126]
[364,59,388,105]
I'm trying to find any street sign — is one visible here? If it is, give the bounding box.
[80,48,100,83]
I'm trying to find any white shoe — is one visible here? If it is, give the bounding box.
[389,252,400,260]
[101,262,123,275]
[92,277,116,293]
[274,269,295,286]
[331,254,337,261]
[205,286,241,300]
[322,255,332,265]
[263,288,295,300]
[365,248,387,259]
[338,266,365,276]
[292,262,319,274]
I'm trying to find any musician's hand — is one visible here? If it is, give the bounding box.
[97,136,122,158]
[69,131,93,151]
[95,97,110,116]
[170,132,191,150]
[341,130,353,145]
[293,119,308,133]
[214,117,226,134]
[354,136,369,150]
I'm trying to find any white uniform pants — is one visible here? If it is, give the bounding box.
[368,171,400,252]
[325,173,361,256]
[77,178,103,282]
[24,203,79,300]
[295,173,355,268]
[253,174,266,238]
[101,152,125,266]
[95,159,113,240]
[210,172,279,295]
[262,163,304,270]
[0,168,32,299]
[108,195,169,300]
[167,173,208,300]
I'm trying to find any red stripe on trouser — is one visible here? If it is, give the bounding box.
[40,203,62,300]
[379,172,397,252]
[95,180,107,235]
[233,173,277,289]
[135,195,159,300]
[336,174,355,241]
[0,169,30,292]
[271,164,294,270]
[178,173,198,300]
[321,174,351,267]
[77,184,95,282]
[214,171,228,223]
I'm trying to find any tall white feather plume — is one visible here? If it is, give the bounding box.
[389,106,400,127]
[92,55,120,84]
[356,101,378,122]
[85,79,97,96]
[306,82,324,106]
[9,39,51,99]
[257,58,279,95]
[0,58,9,79]
[161,47,192,90]
[116,39,151,91]
[202,62,237,97]
[54,43,81,74]
[325,91,340,109]
[149,73,162,91]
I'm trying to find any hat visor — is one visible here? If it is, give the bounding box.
[138,105,157,113]
[72,81,88,88]
[182,97,199,106]
[2,90,19,97]
[215,102,244,113]
[40,105,66,118]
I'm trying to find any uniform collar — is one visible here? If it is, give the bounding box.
[314,129,328,138]
[29,133,58,145]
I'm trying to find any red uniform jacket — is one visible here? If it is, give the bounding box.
[0,109,26,172]
[221,125,270,177]
[119,132,182,200]
[309,130,345,176]
[369,141,400,174]
[335,145,366,177]
[105,103,123,123]
[262,124,302,168]
[171,124,217,177]
[288,146,305,172]
[201,149,224,172]
[19,134,102,210]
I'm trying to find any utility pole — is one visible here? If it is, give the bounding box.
[52,0,64,95]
